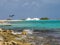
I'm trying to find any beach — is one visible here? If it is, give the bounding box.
[0,28,60,45]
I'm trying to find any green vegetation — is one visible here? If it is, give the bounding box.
[40,17,49,20]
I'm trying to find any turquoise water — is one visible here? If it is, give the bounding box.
[0,20,60,30]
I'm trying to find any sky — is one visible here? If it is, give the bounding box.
[0,0,60,19]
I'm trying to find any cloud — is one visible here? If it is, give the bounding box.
[22,2,29,7]
[22,0,41,9]
[0,0,60,9]
[21,0,60,9]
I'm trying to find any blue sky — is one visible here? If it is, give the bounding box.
[0,0,60,19]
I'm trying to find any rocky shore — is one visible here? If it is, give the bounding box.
[0,28,60,45]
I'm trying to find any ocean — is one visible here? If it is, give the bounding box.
[0,20,60,30]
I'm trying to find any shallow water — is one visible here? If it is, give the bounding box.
[0,20,60,37]
[0,20,60,30]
